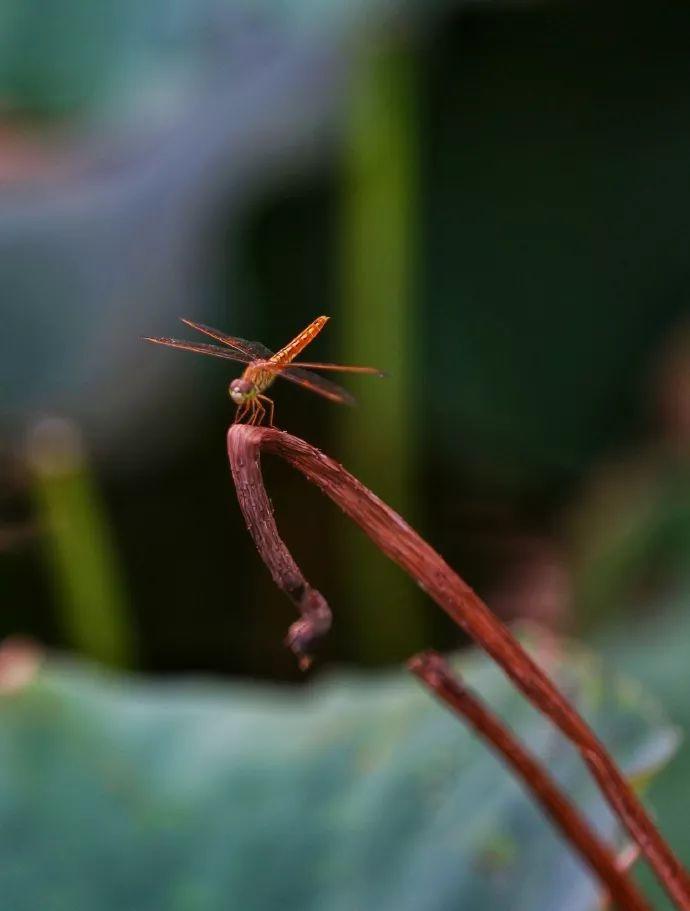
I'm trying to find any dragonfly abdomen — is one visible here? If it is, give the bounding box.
[270,315,329,367]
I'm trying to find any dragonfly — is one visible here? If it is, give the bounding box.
[143,315,384,426]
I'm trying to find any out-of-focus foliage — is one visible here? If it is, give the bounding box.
[568,326,690,631]
[27,418,133,666]
[0,633,677,911]
[605,585,690,911]
[0,0,444,121]
[570,449,690,631]
[424,3,690,485]
[337,44,427,662]
[2,0,690,684]
[2,0,434,437]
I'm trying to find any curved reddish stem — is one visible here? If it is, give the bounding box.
[227,424,690,911]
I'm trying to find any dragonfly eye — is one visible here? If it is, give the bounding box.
[229,378,253,404]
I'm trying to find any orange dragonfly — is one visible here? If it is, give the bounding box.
[143,315,384,426]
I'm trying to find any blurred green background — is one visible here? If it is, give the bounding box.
[3,0,690,675]
[1,1,690,907]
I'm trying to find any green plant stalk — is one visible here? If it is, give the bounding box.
[29,420,133,667]
[338,39,427,662]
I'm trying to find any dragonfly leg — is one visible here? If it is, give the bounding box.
[248,398,263,426]
[258,395,274,427]
[234,402,249,424]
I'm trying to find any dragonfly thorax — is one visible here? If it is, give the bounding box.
[229,377,255,404]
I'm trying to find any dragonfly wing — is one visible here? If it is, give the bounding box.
[180,319,273,359]
[142,336,252,363]
[277,365,356,406]
[288,361,385,376]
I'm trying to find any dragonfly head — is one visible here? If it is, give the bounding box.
[229,377,254,405]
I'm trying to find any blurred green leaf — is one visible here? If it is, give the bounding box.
[604,589,690,911]
[570,454,690,631]
[0,633,677,910]
[27,419,134,667]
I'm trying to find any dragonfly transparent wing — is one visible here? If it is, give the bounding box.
[142,336,253,363]
[180,319,273,359]
[275,365,357,405]
[287,361,385,376]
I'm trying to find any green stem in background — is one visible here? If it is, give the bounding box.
[28,418,133,667]
[338,39,427,662]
